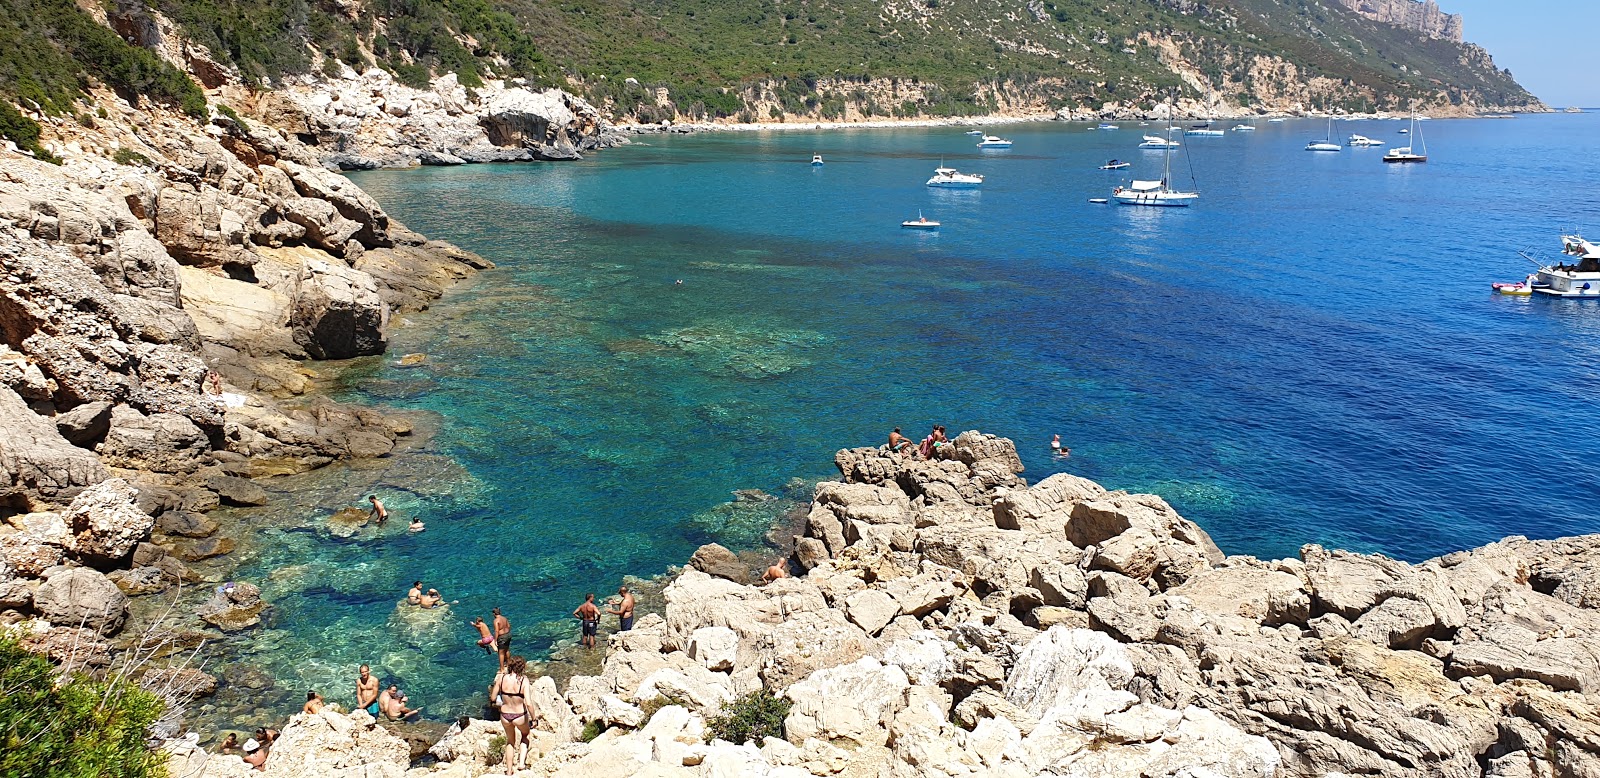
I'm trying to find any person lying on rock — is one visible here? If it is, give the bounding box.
[381,685,421,720]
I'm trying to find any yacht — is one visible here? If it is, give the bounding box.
[1184,123,1225,137]
[1383,116,1427,163]
[1098,159,1131,170]
[964,130,984,135]
[901,211,941,230]
[1113,114,1199,208]
[1231,118,1257,132]
[1305,117,1342,151]
[1346,134,1384,147]
[976,135,1013,148]
[811,154,824,166]
[926,166,984,188]
[1267,117,1287,123]
[1139,135,1180,149]
[1531,234,1600,298]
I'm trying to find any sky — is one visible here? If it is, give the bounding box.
[1442,0,1600,106]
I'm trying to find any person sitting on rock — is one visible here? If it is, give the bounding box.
[407,582,423,605]
[762,561,789,582]
[303,691,325,714]
[420,588,442,609]
[241,738,267,771]
[380,685,421,720]
[887,427,914,454]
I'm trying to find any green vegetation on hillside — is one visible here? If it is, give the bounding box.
[0,636,168,778]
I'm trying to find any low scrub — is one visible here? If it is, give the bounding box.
[704,689,790,745]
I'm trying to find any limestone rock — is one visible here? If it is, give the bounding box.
[34,565,131,635]
[263,710,410,777]
[97,405,211,474]
[140,667,220,699]
[992,472,1106,536]
[0,385,110,505]
[53,401,113,447]
[205,474,268,506]
[783,656,910,747]
[290,259,389,359]
[687,626,739,672]
[688,543,748,583]
[197,581,268,631]
[842,588,899,636]
[61,477,154,563]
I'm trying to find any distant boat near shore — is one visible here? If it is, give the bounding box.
[976,135,1013,148]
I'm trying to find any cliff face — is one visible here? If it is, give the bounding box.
[1333,0,1463,41]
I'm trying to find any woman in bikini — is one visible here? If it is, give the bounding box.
[490,655,534,775]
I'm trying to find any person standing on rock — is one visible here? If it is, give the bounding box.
[493,607,512,668]
[605,586,636,632]
[355,664,380,716]
[574,593,602,649]
[490,655,535,775]
[368,495,388,525]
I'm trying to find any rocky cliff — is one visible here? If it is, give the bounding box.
[1333,0,1463,41]
[165,432,1600,778]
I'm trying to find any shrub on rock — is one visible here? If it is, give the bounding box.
[0,636,166,778]
[705,689,790,745]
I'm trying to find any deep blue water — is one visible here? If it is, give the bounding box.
[205,115,1600,726]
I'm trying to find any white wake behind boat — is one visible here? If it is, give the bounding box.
[901,211,940,230]
[976,135,1013,148]
[926,166,984,188]
[1383,116,1427,163]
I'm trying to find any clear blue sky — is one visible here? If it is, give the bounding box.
[1444,0,1600,106]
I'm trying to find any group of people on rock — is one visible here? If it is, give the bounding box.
[888,424,950,459]
[217,725,278,771]
[406,581,443,608]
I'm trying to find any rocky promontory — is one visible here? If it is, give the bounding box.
[168,432,1600,778]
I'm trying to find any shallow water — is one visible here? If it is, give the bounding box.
[198,115,1600,730]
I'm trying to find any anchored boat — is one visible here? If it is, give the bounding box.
[1383,116,1428,163]
[976,135,1014,148]
[901,211,940,230]
[1530,235,1600,298]
[925,166,984,189]
[1113,112,1199,208]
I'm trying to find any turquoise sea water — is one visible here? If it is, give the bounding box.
[201,115,1600,728]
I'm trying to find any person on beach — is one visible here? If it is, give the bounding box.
[369,495,388,525]
[574,594,601,649]
[493,608,512,668]
[380,685,421,720]
[490,655,535,774]
[356,664,380,716]
[407,582,423,605]
[888,427,914,454]
[605,586,636,632]
[763,561,789,582]
[420,588,442,609]
[303,691,325,714]
[242,738,267,771]
[471,616,495,654]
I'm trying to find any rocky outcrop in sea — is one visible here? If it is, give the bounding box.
[167,432,1600,777]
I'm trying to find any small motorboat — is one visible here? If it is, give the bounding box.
[810,154,824,166]
[1267,117,1287,123]
[1088,198,1110,204]
[1399,128,1410,134]
[1097,123,1120,130]
[1184,128,1225,137]
[965,130,984,135]
[1099,160,1131,170]
[926,166,984,188]
[1347,134,1384,147]
[1139,135,1180,149]
[976,135,1013,148]
[1492,276,1535,296]
[901,211,940,230]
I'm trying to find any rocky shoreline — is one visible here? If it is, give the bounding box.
[160,432,1600,778]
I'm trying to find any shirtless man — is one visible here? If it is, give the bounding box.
[471,616,495,654]
[605,586,636,632]
[420,588,442,609]
[407,582,423,605]
[355,664,380,716]
[368,495,388,524]
[762,561,789,582]
[493,608,512,669]
[888,427,914,454]
[380,685,420,720]
[303,691,325,714]
[574,593,601,649]
[242,738,268,771]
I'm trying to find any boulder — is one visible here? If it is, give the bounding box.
[97,405,211,474]
[54,401,113,446]
[197,581,268,631]
[289,259,389,359]
[992,473,1106,536]
[34,565,131,635]
[783,656,910,748]
[156,510,218,538]
[1005,627,1136,719]
[842,588,899,636]
[0,385,110,505]
[688,543,748,584]
[61,478,154,563]
[108,566,170,595]
[263,710,410,777]
[687,626,738,672]
[205,474,268,506]
[139,667,219,699]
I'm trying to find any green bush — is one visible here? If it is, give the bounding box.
[704,689,789,745]
[578,720,606,742]
[0,636,168,778]
[113,147,152,166]
[215,103,249,131]
[485,733,506,765]
[0,101,58,162]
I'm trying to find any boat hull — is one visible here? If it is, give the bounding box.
[901,223,940,230]
[1113,191,1198,207]
[1382,155,1427,163]
[927,181,982,189]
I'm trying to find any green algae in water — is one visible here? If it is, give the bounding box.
[642,321,828,379]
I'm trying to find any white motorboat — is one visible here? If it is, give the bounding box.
[1113,112,1199,208]
[1347,134,1384,147]
[1232,118,1256,132]
[976,135,1013,148]
[1383,116,1427,163]
[1097,123,1120,130]
[1305,117,1342,151]
[1138,134,1180,149]
[1099,160,1131,170]
[1530,235,1600,298]
[965,130,984,135]
[811,154,824,166]
[1398,128,1410,134]
[926,166,984,188]
[901,211,940,230]
[1267,117,1286,123]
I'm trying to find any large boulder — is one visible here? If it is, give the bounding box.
[0,385,110,506]
[264,710,410,777]
[96,405,211,474]
[61,477,155,564]
[783,656,910,748]
[34,565,131,635]
[992,473,1106,536]
[688,543,748,584]
[197,581,268,631]
[289,259,389,359]
[53,400,113,447]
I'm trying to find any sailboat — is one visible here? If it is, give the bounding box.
[1231,115,1257,132]
[1113,111,1199,207]
[1383,115,1428,163]
[1305,117,1341,151]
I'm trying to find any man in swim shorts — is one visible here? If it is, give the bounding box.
[493,607,512,669]
[888,427,913,454]
[574,593,601,649]
[471,616,495,654]
[355,664,380,716]
[605,586,636,632]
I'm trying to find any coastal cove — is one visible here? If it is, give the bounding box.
[193,115,1600,730]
